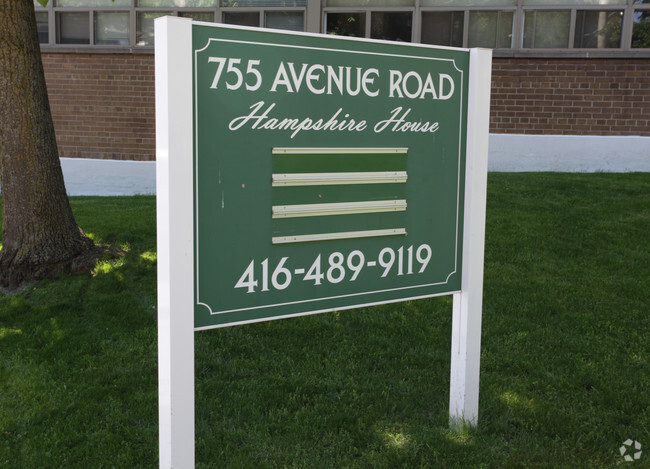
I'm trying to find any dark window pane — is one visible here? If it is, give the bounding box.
[223,0,305,5]
[137,0,217,5]
[265,11,304,31]
[326,12,366,37]
[223,12,260,27]
[632,10,650,48]
[524,0,624,3]
[371,11,412,42]
[137,11,171,46]
[421,11,464,47]
[179,12,216,23]
[36,12,48,44]
[57,0,130,5]
[423,0,513,4]
[327,0,412,5]
[523,10,570,48]
[574,10,623,48]
[57,12,90,45]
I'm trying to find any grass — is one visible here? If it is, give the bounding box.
[0,173,649,468]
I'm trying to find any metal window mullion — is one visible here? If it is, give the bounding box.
[514,2,524,49]
[463,9,469,48]
[495,10,501,48]
[48,5,56,45]
[130,5,137,46]
[621,4,634,50]
[306,0,320,33]
[570,9,579,49]
[413,6,421,43]
[89,9,95,45]
[365,10,371,38]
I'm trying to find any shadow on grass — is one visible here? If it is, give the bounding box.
[0,196,159,468]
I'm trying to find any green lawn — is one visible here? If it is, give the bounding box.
[1,173,648,468]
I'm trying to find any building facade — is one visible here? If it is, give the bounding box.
[36,0,650,162]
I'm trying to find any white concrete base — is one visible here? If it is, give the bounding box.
[61,158,156,196]
[488,134,650,172]
[46,135,650,196]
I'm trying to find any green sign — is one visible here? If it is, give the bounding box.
[193,25,470,329]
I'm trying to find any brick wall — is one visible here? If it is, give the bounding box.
[491,58,650,136]
[42,53,156,161]
[41,53,650,161]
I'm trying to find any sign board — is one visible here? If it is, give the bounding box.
[156,17,491,468]
[192,24,470,329]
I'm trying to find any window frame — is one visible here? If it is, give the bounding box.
[33,0,650,57]
[322,6,416,42]
[35,1,308,49]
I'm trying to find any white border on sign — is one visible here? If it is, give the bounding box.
[193,34,466,318]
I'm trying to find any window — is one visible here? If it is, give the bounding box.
[326,12,366,37]
[56,0,130,6]
[421,11,464,47]
[36,12,49,43]
[179,12,217,22]
[523,10,571,48]
[57,12,90,44]
[137,11,171,46]
[422,0,514,4]
[223,12,260,27]
[137,0,217,6]
[326,0,413,5]
[632,7,650,48]
[574,10,623,48]
[324,10,413,42]
[265,11,305,31]
[223,0,306,5]
[95,11,129,45]
[468,11,514,48]
[371,11,413,41]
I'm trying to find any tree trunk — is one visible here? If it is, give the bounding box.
[0,0,98,288]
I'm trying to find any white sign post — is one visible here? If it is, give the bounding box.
[155,16,491,467]
[155,17,195,469]
[449,48,492,427]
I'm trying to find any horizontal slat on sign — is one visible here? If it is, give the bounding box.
[272,171,408,187]
[272,228,407,245]
[272,200,407,219]
[272,147,408,155]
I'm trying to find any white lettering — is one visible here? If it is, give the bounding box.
[362,68,380,97]
[306,64,326,95]
[439,73,455,100]
[389,70,403,98]
[270,63,293,93]
[374,107,440,134]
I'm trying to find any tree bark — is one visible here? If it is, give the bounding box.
[0,0,98,288]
